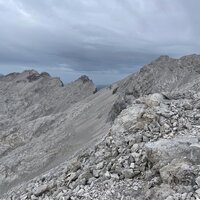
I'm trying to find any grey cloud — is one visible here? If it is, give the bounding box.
[0,0,199,84]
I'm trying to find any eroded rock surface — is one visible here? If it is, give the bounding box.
[0,70,118,195]
[117,54,200,97]
[2,55,200,199]
[3,91,200,200]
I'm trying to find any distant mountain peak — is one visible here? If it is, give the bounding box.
[157,55,170,60]
[23,69,39,74]
[78,75,91,83]
[26,71,50,82]
[117,54,200,97]
[152,55,173,64]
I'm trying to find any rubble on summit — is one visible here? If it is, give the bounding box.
[4,90,200,200]
[2,55,200,199]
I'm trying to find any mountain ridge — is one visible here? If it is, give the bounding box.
[2,54,200,199]
[115,54,200,97]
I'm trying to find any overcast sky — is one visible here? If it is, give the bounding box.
[0,0,199,84]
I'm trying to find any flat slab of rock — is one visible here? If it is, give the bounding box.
[33,184,49,197]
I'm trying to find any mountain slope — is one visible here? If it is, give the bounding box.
[4,91,200,200]
[2,54,200,198]
[116,54,200,97]
[0,70,118,195]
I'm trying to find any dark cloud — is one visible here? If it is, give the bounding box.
[0,0,199,84]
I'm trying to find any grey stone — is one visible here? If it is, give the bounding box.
[183,102,193,110]
[165,196,174,200]
[92,170,100,178]
[33,184,49,197]
[196,188,200,197]
[31,195,38,200]
[67,172,79,184]
[195,176,200,186]
[104,171,111,179]
[130,163,135,169]
[3,55,200,199]
[122,169,134,179]
[110,173,119,180]
[96,162,104,170]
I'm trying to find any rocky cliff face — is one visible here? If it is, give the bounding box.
[108,54,200,122]
[2,54,200,199]
[0,70,118,195]
[116,54,200,97]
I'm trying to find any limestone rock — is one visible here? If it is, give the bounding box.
[33,184,49,197]
[3,55,200,199]
[0,70,118,195]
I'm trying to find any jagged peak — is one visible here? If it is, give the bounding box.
[24,70,50,77]
[180,54,200,61]
[5,72,20,77]
[77,75,91,83]
[40,72,50,77]
[1,70,52,83]
[26,71,51,82]
[4,70,39,78]
[153,55,173,63]
[72,75,97,93]
[158,55,170,59]
[23,69,39,75]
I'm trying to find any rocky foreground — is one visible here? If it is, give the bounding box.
[2,54,200,199]
[3,91,200,200]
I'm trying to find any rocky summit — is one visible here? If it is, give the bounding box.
[2,55,200,200]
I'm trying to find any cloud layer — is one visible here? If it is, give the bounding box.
[0,0,199,84]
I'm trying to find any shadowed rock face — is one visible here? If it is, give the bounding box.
[2,54,200,198]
